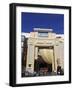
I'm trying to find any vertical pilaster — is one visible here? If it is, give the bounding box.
[52,55,54,72]
[53,45,57,72]
[34,47,38,59]
[26,44,35,73]
[52,47,55,72]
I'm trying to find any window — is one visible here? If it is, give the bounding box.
[28,64,32,67]
[38,32,48,37]
[21,36,25,42]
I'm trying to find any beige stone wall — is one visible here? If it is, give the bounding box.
[54,42,64,70]
[26,44,35,73]
[48,32,56,39]
[25,31,64,73]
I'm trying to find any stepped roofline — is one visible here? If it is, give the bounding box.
[34,28,53,32]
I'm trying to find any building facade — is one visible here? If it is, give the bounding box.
[22,28,64,75]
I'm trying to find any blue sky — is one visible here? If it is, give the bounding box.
[21,12,64,34]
